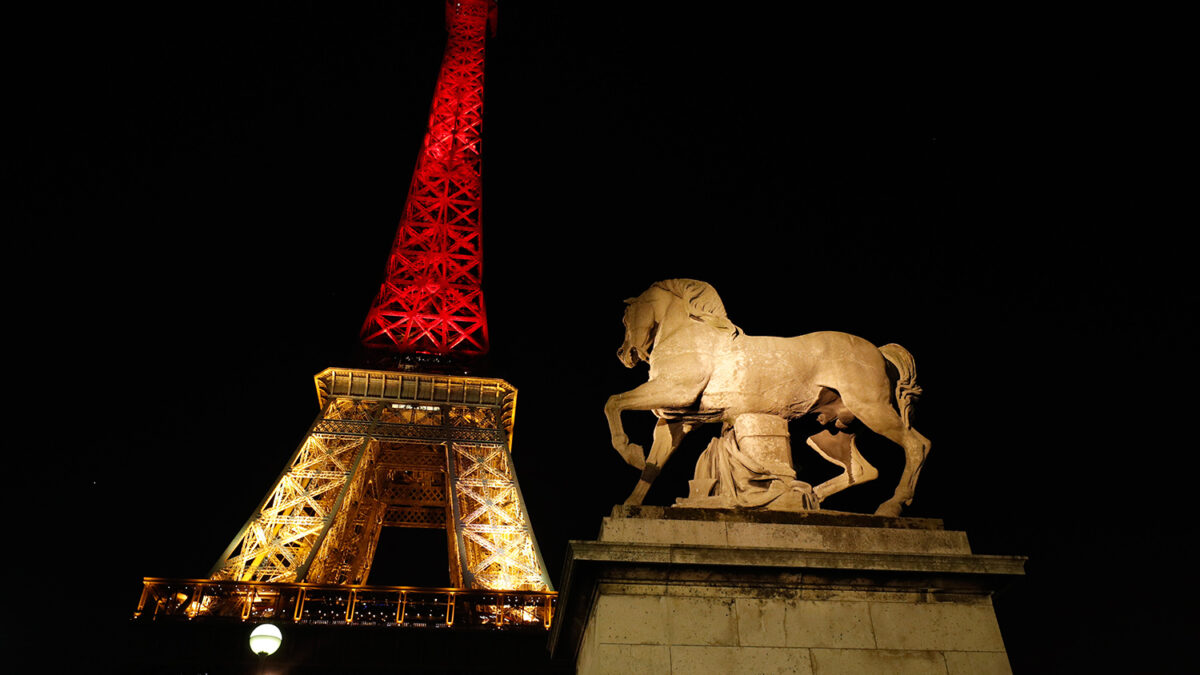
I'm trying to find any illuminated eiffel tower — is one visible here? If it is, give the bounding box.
[206,0,551,595]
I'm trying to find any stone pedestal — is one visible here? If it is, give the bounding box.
[549,506,1025,675]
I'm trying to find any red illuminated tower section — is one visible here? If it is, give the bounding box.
[361,0,497,363]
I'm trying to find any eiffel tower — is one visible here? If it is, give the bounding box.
[203,0,551,594]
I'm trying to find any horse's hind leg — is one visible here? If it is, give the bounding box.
[843,400,931,517]
[806,430,879,503]
[625,419,693,505]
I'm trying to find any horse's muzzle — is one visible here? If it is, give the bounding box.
[617,347,633,368]
[617,345,642,368]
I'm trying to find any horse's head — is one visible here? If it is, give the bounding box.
[616,290,663,368]
[616,280,739,368]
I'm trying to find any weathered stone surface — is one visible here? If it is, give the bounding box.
[571,539,1025,580]
[600,515,731,547]
[870,601,1008,652]
[670,645,814,675]
[579,644,671,675]
[735,598,787,647]
[943,650,1013,675]
[730,521,969,554]
[666,596,738,645]
[810,648,949,674]
[783,599,875,649]
[596,581,667,597]
[594,595,668,644]
[612,504,945,530]
[599,509,970,555]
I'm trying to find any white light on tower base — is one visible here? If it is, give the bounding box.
[248,623,282,656]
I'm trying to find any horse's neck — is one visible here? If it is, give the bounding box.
[655,298,720,352]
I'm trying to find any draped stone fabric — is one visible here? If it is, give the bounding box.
[682,415,816,510]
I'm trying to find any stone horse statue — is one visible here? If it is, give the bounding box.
[604,279,930,517]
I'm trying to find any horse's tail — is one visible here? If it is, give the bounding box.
[879,343,922,429]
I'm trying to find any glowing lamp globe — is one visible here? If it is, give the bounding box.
[248,623,282,656]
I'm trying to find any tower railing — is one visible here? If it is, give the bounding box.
[133,578,556,631]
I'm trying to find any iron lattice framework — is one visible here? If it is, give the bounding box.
[203,1,552,603]
[360,0,496,358]
[210,369,551,592]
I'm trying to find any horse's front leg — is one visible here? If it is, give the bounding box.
[604,374,707,471]
[605,398,645,470]
[624,419,694,505]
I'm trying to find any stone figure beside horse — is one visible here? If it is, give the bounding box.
[604,278,930,518]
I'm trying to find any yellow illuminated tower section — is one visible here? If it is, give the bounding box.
[209,369,549,591]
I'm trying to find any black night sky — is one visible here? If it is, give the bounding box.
[18,2,1192,672]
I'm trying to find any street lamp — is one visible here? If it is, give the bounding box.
[248,623,282,656]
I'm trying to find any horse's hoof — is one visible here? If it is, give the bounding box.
[874,501,903,518]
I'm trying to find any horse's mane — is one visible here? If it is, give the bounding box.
[651,279,741,337]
